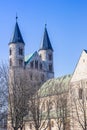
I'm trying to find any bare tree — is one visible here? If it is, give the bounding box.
[54,82,70,130]
[70,80,87,130]
[8,70,33,130]
[29,84,50,130]
[0,62,8,128]
[55,93,69,130]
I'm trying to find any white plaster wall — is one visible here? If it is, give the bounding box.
[71,50,87,82]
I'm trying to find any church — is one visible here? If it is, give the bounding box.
[8,17,87,130]
[9,17,54,83]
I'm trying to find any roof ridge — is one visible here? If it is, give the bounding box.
[25,51,37,65]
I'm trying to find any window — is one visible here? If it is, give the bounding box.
[83,59,85,62]
[51,121,54,127]
[10,59,12,66]
[40,63,42,70]
[35,60,38,69]
[19,48,23,55]
[49,102,53,110]
[30,123,32,129]
[41,74,44,81]
[9,48,12,55]
[47,127,51,130]
[19,59,23,66]
[48,54,52,61]
[30,61,34,68]
[49,64,52,72]
[86,88,87,100]
[42,102,45,111]
[40,54,42,59]
[79,88,83,99]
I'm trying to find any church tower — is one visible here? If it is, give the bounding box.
[9,17,25,69]
[38,25,54,79]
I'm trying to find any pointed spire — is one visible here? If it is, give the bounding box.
[39,25,53,51]
[9,16,25,44]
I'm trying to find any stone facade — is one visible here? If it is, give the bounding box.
[9,21,54,83]
[69,50,87,130]
[8,19,87,130]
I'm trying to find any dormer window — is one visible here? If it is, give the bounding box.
[19,48,23,55]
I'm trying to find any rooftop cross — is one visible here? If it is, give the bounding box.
[16,14,18,22]
[45,23,47,28]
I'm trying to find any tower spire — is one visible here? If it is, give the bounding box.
[39,25,53,51]
[9,16,25,44]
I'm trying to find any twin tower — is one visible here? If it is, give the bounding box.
[9,18,54,83]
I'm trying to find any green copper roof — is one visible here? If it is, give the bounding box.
[24,110,58,121]
[39,25,53,51]
[9,21,25,44]
[39,74,72,97]
[25,51,37,65]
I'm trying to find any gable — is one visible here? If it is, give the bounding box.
[71,50,87,82]
[25,51,43,68]
[25,51,37,65]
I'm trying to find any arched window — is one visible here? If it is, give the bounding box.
[41,74,44,81]
[48,54,52,61]
[49,102,53,110]
[9,48,12,55]
[42,102,45,111]
[79,88,83,99]
[51,121,54,127]
[10,59,12,66]
[30,61,34,68]
[86,88,87,100]
[19,59,23,66]
[49,64,52,72]
[40,54,42,59]
[40,63,42,70]
[35,60,38,69]
[19,48,23,55]
[30,123,32,129]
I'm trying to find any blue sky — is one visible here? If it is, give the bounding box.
[0,0,87,77]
